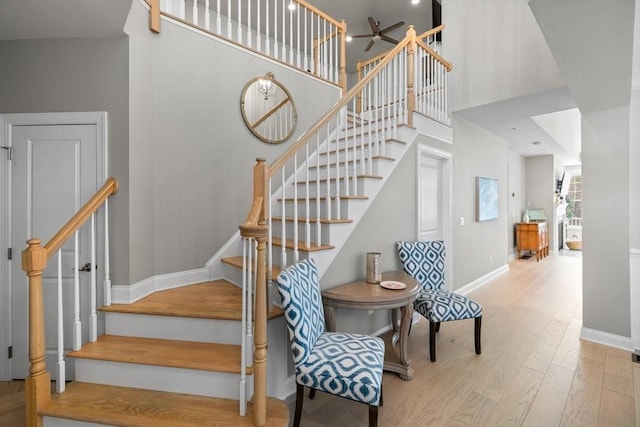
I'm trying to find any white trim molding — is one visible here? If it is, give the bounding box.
[631,248,640,355]
[580,327,634,353]
[456,263,510,296]
[111,267,210,304]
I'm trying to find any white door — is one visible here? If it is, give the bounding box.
[417,145,452,285]
[8,121,102,380]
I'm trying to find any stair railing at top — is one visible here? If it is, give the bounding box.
[240,26,431,425]
[146,0,347,92]
[21,177,118,427]
[356,25,452,125]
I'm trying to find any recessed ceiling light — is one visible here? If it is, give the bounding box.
[411,0,421,4]
[346,35,353,42]
[288,2,297,11]
[532,141,541,145]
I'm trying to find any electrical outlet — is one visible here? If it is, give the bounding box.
[489,255,493,263]
[459,217,464,226]
[368,309,374,315]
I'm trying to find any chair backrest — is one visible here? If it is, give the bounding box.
[275,258,325,367]
[397,240,446,291]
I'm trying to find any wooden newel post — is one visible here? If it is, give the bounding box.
[356,61,363,113]
[406,25,417,127]
[22,239,51,427]
[149,0,161,33]
[339,20,347,93]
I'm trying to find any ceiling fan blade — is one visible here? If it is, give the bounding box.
[365,38,376,52]
[380,21,405,35]
[351,34,373,38]
[381,35,400,45]
[368,17,379,33]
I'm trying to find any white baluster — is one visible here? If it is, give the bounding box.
[192,0,198,26]
[280,168,287,268]
[246,0,252,48]
[334,113,341,220]
[289,0,294,65]
[281,0,286,61]
[178,0,186,19]
[303,8,308,72]
[239,238,247,416]
[73,231,81,350]
[273,0,278,59]
[267,178,273,280]
[227,0,232,39]
[325,126,332,220]
[265,0,270,56]
[342,107,350,197]
[56,249,65,393]
[90,213,97,343]
[237,0,242,44]
[304,142,310,248]
[351,99,358,195]
[204,0,210,30]
[315,133,321,244]
[103,198,111,307]
[296,4,301,68]
[216,0,221,34]
[293,153,299,262]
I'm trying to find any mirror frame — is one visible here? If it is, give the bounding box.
[240,73,298,144]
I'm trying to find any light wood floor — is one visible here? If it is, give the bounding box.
[287,254,640,426]
[2,254,638,426]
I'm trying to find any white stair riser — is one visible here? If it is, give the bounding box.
[272,221,335,246]
[105,312,242,345]
[320,142,403,164]
[73,358,252,400]
[44,418,107,427]
[335,122,396,140]
[306,160,386,181]
[280,198,355,220]
[292,177,373,198]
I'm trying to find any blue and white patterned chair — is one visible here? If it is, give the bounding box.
[276,258,385,427]
[397,240,482,362]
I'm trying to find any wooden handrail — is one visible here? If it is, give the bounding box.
[43,177,119,258]
[267,26,416,178]
[294,0,344,28]
[417,24,445,40]
[357,25,447,73]
[416,39,452,72]
[23,177,118,427]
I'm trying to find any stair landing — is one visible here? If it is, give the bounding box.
[42,382,289,426]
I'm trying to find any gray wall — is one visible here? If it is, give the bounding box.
[525,155,556,248]
[582,106,631,337]
[0,36,131,285]
[125,1,341,283]
[508,150,527,255]
[321,117,511,335]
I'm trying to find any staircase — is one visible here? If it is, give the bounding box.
[19,4,452,426]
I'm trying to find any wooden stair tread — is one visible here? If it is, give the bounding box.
[221,256,282,279]
[271,237,334,252]
[100,280,243,320]
[309,156,395,169]
[271,216,353,224]
[67,335,247,374]
[42,382,289,427]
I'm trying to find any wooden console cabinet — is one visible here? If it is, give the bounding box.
[516,221,548,261]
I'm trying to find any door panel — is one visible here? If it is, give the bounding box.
[11,124,97,379]
[418,155,443,241]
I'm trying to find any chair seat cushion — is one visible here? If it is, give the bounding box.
[414,289,483,323]
[296,332,384,406]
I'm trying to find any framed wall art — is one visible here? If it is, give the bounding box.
[477,177,498,222]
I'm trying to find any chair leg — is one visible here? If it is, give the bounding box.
[379,383,383,407]
[293,384,305,427]
[309,388,317,399]
[435,322,441,333]
[429,321,437,362]
[475,316,482,355]
[369,404,379,427]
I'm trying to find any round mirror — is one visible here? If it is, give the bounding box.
[240,73,297,144]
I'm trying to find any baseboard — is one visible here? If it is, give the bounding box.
[110,267,210,304]
[455,263,509,296]
[580,327,633,352]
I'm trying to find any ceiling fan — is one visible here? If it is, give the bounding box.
[351,17,406,52]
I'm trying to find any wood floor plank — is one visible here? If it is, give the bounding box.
[597,387,635,427]
[560,358,605,427]
[484,366,545,426]
[522,363,575,427]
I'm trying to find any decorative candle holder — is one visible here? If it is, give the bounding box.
[366,252,381,284]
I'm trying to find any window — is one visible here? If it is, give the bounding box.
[566,175,582,219]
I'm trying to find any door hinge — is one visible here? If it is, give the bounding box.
[8,346,12,359]
[1,146,12,160]
[7,248,11,260]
